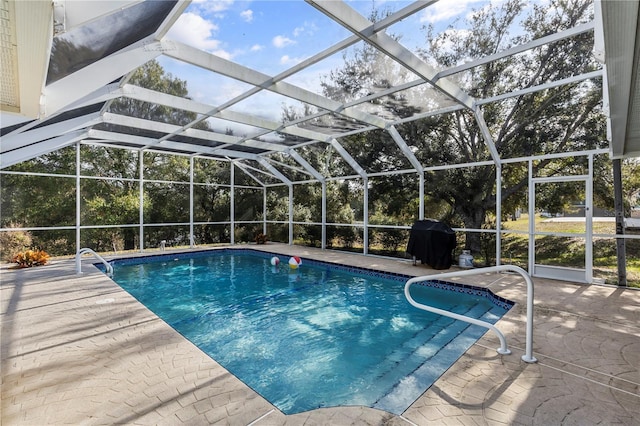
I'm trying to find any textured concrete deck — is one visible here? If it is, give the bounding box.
[2,243,639,425]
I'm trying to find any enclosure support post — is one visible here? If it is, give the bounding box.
[288,184,294,245]
[363,177,369,255]
[263,186,267,236]
[527,160,535,274]
[419,172,425,220]
[230,162,235,245]
[189,157,194,248]
[139,150,144,252]
[496,165,502,266]
[586,154,594,284]
[76,142,81,254]
[613,158,627,286]
[322,181,327,250]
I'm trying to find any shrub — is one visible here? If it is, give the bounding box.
[12,249,50,268]
[0,225,33,262]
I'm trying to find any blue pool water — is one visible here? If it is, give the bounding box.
[106,249,513,415]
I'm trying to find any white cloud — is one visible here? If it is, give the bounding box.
[212,49,233,60]
[191,0,234,14]
[280,55,307,66]
[420,0,484,24]
[250,44,264,52]
[272,35,296,48]
[168,12,225,53]
[240,9,254,23]
[280,55,293,65]
[292,22,318,38]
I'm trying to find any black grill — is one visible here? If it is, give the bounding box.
[406,220,456,270]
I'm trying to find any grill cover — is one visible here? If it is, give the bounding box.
[406,220,456,269]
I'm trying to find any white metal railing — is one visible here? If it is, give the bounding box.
[75,248,113,276]
[405,265,537,363]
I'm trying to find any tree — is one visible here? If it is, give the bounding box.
[415,0,605,255]
[320,0,606,258]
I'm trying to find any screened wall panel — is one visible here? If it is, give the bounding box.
[1,175,75,227]
[81,227,139,253]
[143,152,190,182]
[144,225,190,249]
[80,145,139,179]
[144,182,190,223]
[193,185,230,222]
[193,224,231,246]
[80,179,139,226]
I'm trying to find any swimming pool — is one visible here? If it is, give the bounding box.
[106,249,513,415]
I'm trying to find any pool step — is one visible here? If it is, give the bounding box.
[368,302,496,414]
[347,302,481,402]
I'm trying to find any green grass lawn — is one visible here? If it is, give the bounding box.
[502,214,616,234]
[502,214,639,287]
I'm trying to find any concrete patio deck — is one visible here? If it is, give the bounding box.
[2,244,639,425]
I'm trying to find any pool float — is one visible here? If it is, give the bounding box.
[288,256,302,269]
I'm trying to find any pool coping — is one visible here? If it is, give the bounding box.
[104,247,515,312]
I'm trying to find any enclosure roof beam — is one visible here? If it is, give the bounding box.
[0,130,87,169]
[329,138,367,178]
[1,85,121,139]
[392,104,467,126]
[1,112,102,153]
[119,85,269,151]
[103,113,288,153]
[120,84,329,149]
[287,149,326,183]
[163,40,389,129]
[306,0,475,110]
[474,108,501,166]
[435,21,595,81]
[263,158,315,179]
[42,41,164,117]
[386,125,424,173]
[232,161,268,187]
[214,109,333,143]
[122,84,212,115]
[88,129,260,160]
[257,158,292,186]
[476,70,604,106]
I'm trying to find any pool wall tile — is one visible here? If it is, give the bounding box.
[101,248,514,311]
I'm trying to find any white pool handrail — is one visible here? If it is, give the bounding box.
[75,248,113,276]
[405,264,537,363]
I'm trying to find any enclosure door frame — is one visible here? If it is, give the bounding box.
[528,170,593,284]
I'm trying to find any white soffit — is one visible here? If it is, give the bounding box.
[1,0,51,118]
[600,0,640,159]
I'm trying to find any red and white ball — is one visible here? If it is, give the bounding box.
[270,256,280,266]
[288,256,302,269]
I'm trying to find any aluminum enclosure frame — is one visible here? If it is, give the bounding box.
[1,0,638,284]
